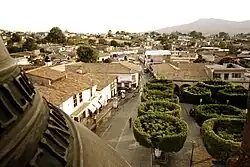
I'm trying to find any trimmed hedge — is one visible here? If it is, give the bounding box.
[133,114,188,152]
[181,86,212,105]
[141,91,179,104]
[138,100,181,117]
[145,82,174,92]
[218,87,248,109]
[192,104,245,126]
[143,87,174,95]
[201,118,244,163]
[148,79,173,84]
[196,80,232,97]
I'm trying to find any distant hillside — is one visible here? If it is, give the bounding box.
[156,18,250,35]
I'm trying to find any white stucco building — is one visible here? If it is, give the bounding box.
[26,66,117,124]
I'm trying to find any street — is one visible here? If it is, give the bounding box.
[96,73,153,167]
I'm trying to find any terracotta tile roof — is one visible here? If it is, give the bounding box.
[27,66,66,81]
[82,73,116,90]
[66,62,140,74]
[35,72,92,106]
[119,61,142,72]
[152,63,209,81]
[35,85,69,106]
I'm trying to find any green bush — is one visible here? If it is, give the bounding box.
[196,80,232,97]
[145,82,174,92]
[138,100,181,117]
[148,79,173,84]
[218,87,248,109]
[192,104,245,126]
[133,114,188,152]
[181,86,212,105]
[201,118,244,163]
[143,87,174,96]
[141,91,179,104]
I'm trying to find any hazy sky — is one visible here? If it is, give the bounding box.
[1,0,249,33]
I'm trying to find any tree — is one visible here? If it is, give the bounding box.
[228,43,238,55]
[88,39,96,45]
[99,38,107,45]
[77,46,99,63]
[163,43,171,50]
[110,40,119,47]
[46,27,66,44]
[36,38,48,44]
[22,38,38,51]
[219,32,230,40]
[218,57,236,65]
[219,41,227,49]
[7,46,22,53]
[11,33,21,43]
[189,31,203,39]
[124,42,132,46]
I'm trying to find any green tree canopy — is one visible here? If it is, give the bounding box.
[88,39,96,45]
[22,38,38,51]
[98,38,108,45]
[189,31,203,39]
[46,27,66,44]
[77,46,99,63]
[219,32,230,40]
[11,33,21,43]
[219,41,227,49]
[110,40,119,47]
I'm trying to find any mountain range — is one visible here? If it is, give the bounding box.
[156,18,250,35]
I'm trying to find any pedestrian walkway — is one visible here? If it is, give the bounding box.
[85,99,115,130]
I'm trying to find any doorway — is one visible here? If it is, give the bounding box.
[224,73,229,80]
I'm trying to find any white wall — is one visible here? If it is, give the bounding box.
[117,73,139,87]
[101,84,112,101]
[60,88,92,116]
[117,74,132,83]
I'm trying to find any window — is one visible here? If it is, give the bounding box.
[224,73,229,80]
[79,92,83,103]
[213,73,221,79]
[232,73,241,78]
[73,95,77,107]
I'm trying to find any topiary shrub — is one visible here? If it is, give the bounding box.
[201,117,244,163]
[133,114,188,152]
[145,82,174,92]
[196,80,232,98]
[138,100,181,117]
[192,104,245,126]
[141,91,179,104]
[148,79,173,85]
[143,87,174,97]
[181,86,212,105]
[218,87,248,109]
